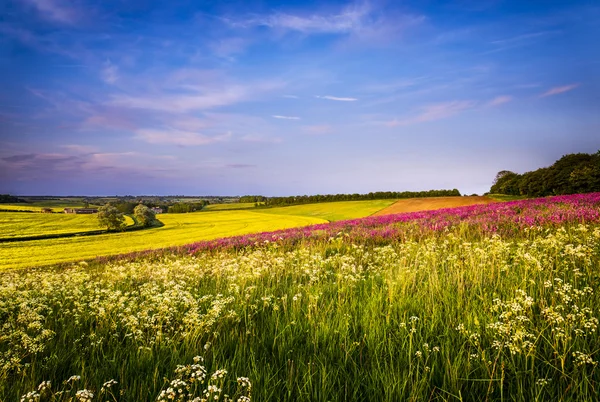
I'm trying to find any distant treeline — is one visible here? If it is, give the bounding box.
[0,194,26,203]
[167,203,207,213]
[239,195,267,203]
[246,189,462,207]
[110,200,208,214]
[490,151,600,197]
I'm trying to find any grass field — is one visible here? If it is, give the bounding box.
[373,195,496,216]
[0,211,326,270]
[3,193,600,401]
[486,193,530,202]
[259,199,397,221]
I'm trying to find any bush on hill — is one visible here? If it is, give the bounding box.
[491,150,600,196]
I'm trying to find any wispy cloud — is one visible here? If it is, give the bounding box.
[22,0,82,24]
[101,61,119,84]
[135,129,231,146]
[303,125,334,135]
[283,95,299,99]
[61,144,98,154]
[112,89,248,113]
[240,134,283,144]
[490,30,562,46]
[111,78,284,113]
[487,95,513,107]
[484,30,562,54]
[209,37,250,59]
[539,84,580,98]
[386,100,475,126]
[0,151,178,181]
[231,2,371,35]
[226,164,256,169]
[316,95,358,102]
[272,115,300,120]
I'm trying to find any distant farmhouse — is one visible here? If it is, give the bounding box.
[64,208,99,214]
[151,207,163,214]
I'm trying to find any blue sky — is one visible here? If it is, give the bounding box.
[1,0,598,196]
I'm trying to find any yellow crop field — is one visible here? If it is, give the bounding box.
[0,202,100,212]
[373,196,497,216]
[0,212,109,238]
[1,211,326,270]
[202,202,258,211]
[258,199,397,221]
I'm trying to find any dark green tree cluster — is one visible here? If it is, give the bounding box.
[0,194,25,203]
[239,195,267,203]
[263,189,461,207]
[490,151,600,196]
[133,204,157,227]
[97,204,126,231]
[167,203,205,213]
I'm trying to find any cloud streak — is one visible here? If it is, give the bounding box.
[540,84,580,98]
[316,95,358,102]
[386,100,475,126]
[135,129,231,146]
[22,0,81,24]
[487,95,513,107]
[101,61,119,84]
[272,115,300,120]
[231,2,371,34]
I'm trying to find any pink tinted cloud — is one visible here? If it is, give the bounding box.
[386,100,475,126]
[540,83,580,97]
[487,95,513,107]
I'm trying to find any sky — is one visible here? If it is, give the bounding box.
[1,0,599,196]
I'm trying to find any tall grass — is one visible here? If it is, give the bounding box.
[2,220,599,401]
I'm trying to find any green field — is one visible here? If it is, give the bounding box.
[486,193,529,202]
[0,211,326,270]
[259,199,397,221]
[0,212,107,238]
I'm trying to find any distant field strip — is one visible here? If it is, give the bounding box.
[373,196,497,216]
[202,202,258,211]
[0,211,326,270]
[0,203,101,212]
[259,199,397,222]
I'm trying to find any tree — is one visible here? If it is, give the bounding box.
[97,204,126,231]
[134,204,156,227]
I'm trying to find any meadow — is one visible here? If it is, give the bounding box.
[2,193,600,401]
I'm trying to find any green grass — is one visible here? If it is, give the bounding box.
[202,202,259,211]
[0,211,326,270]
[259,199,397,221]
[2,223,599,401]
[0,212,106,238]
[486,193,529,202]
